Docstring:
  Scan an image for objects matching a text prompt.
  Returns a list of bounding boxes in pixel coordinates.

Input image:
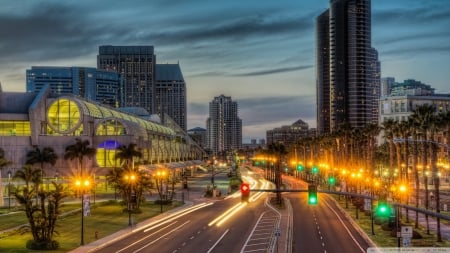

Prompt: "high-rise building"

[206,95,242,155]
[26,66,121,107]
[155,64,187,131]
[97,45,156,113]
[381,77,395,97]
[316,0,380,134]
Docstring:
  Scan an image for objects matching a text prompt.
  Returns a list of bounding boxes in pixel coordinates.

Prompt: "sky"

[0,0,449,143]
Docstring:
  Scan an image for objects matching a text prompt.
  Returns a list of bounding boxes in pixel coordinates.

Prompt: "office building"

[316,0,380,134]
[381,77,395,97]
[155,64,187,131]
[97,46,156,113]
[266,119,316,147]
[26,66,121,107]
[206,95,242,155]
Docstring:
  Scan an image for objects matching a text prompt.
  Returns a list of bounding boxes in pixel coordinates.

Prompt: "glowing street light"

[75,177,91,245]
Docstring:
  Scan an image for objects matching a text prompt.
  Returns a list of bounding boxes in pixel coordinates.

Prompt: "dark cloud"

[380,45,450,57]
[232,65,313,77]
[375,31,450,46]
[373,6,450,26]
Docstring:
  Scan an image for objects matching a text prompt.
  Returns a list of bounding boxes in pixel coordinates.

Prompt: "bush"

[26,240,59,250]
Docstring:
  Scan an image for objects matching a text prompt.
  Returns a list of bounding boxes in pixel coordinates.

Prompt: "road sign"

[401,226,413,238]
[402,237,411,247]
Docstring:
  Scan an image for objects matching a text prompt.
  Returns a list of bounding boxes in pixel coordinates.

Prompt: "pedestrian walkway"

[402,208,450,240]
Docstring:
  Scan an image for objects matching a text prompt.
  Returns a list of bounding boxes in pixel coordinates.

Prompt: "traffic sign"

[401,226,413,238]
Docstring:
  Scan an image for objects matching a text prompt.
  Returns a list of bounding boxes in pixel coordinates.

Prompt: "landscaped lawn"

[0,200,182,253]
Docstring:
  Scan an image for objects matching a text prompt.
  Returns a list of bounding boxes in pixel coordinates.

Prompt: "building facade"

[206,95,242,155]
[188,127,207,149]
[26,66,121,107]
[155,64,187,131]
[316,0,380,134]
[97,45,156,114]
[381,77,395,97]
[266,119,316,147]
[0,86,204,180]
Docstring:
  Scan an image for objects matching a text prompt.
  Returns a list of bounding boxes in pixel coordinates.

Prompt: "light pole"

[7,171,11,210]
[124,173,136,227]
[75,178,91,246]
[156,170,166,213]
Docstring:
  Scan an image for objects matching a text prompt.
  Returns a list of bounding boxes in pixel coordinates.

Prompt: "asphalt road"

[285,177,371,253]
[93,169,277,253]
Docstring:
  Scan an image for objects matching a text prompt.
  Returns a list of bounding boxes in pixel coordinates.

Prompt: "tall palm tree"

[267,142,288,205]
[115,143,142,171]
[0,148,12,207]
[382,118,396,186]
[407,116,420,228]
[430,111,444,241]
[64,138,97,178]
[411,104,435,234]
[26,146,58,189]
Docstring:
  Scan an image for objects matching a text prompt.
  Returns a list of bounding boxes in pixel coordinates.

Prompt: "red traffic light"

[240,183,250,195]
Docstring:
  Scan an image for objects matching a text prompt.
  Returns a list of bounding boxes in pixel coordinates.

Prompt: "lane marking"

[206,229,229,253]
[133,220,191,253]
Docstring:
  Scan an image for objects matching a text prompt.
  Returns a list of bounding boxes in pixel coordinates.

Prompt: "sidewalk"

[403,208,450,240]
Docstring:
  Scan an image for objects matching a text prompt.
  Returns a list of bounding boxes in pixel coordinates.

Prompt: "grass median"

[332,195,450,248]
[0,200,182,253]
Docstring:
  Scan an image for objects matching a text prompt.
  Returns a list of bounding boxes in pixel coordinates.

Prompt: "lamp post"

[8,171,11,210]
[156,170,166,213]
[75,178,91,246]
[124,173,136,227]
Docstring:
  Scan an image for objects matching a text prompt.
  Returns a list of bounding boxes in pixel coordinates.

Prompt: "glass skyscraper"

[97,46,156,114]
[26,66,121,107]
[206,95,242,155]
[316,0,380,134]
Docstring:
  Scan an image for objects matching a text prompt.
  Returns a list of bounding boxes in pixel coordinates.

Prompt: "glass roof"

[70,97,174,135]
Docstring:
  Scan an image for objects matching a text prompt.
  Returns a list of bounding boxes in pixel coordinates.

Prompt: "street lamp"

[124,173,136,227]
[7,171,11,210]
[75,178,91,246]
[156,170,167,213]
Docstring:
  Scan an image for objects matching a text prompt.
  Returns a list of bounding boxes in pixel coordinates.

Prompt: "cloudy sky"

[0,0,449,142]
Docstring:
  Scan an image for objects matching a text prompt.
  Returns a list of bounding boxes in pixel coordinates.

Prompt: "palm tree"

[26,146,58,190]
[14,164,68,249]
[407,116,420,228]
[267,142,288,205]
[115,143,142,170]
[411,104,435,234]
[64,138,96,178]
[382,119,396,186]
[0,148,12,207]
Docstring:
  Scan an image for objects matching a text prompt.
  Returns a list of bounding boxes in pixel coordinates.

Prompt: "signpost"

[401,226,412,247]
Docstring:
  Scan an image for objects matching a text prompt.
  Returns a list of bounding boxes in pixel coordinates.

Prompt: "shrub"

[26,240,59,250]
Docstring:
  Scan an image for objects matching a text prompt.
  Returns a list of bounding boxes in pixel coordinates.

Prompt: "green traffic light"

[312,166,318,174]
[297,165,304,171]
[308,196,317,204]
[328,177,335,185]
[376,203,390,217]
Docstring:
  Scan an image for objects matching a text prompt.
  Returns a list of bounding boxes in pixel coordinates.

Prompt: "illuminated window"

[95,120,127,135]
[0,121,31,136]
[96,140,121,167]
[47,98,82,133]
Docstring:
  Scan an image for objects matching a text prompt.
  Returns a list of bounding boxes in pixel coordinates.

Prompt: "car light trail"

[208,202,247,227]
[216,202,247,226]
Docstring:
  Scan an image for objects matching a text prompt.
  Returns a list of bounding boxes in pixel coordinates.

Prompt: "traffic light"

[240,183,250,202]
[308,185,318,205]
[375,202,390,217]
[297,164,304,171]
[328,176,335,185]
[312,166,319,174]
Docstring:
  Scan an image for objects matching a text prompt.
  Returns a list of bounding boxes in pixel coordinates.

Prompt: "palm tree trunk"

[431,141,442,241]
[412,134,419,228]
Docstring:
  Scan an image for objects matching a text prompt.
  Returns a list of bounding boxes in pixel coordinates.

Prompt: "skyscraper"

[206,95,242,155]
[26,66,121,107]
[97,46,156,114]
[316,0,380,134]
[155,64,187,131]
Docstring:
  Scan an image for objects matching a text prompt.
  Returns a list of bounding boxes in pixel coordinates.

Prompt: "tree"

[411,104,435,234]
[14,165,68,250]
[0,148,12,207]
[267,142,288,205]
[64,138,96,177]
[115,143,142,170]
[382,119,396,186]
[26,146,58,194]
